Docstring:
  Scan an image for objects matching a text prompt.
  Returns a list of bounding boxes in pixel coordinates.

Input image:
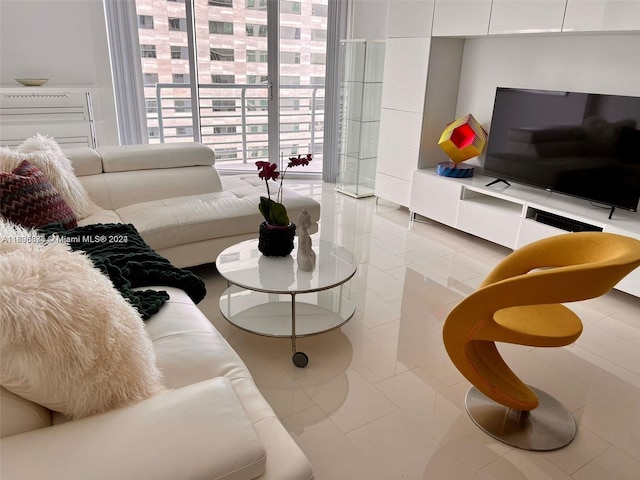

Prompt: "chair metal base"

[465,386,577,451]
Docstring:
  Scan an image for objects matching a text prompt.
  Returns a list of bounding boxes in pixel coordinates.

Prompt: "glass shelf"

[336,40,385,198]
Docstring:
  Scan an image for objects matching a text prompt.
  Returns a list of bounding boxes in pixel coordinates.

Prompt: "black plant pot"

[258,221,296,257]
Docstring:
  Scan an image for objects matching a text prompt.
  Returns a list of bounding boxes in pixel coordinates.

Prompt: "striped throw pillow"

[0,160,77,229]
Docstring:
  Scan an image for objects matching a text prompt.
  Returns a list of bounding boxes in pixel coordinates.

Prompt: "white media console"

[410,168,640,298]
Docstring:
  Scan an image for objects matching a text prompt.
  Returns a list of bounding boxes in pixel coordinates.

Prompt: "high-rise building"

[134,0,328,171]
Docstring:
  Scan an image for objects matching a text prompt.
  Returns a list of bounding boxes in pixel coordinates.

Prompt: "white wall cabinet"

[387,0,435,38]
[375,35,463,206]
[563,0,640,32]
[375,109,424,206]
[488,0,567,34]
[375,36,431,206]
[432,0,492,36]
[380,38,431,113]
[376,109,424,181]
[410,168,640,298]
[431,0,640,36]
[372,2,639,213]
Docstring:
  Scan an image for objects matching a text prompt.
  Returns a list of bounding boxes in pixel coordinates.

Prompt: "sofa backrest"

[66,143,224,211]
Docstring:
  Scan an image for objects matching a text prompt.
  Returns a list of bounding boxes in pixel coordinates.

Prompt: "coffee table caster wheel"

[292,351,309,368]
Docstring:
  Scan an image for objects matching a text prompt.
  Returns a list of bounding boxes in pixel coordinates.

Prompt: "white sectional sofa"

[1,286,314,480]
[67,142,321,268]
[0,142,318,479]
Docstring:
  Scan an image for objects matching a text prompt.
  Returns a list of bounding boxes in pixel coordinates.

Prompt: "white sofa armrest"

[0,378,266,480]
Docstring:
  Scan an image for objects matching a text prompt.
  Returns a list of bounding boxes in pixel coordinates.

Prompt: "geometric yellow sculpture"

[438,114,487,163]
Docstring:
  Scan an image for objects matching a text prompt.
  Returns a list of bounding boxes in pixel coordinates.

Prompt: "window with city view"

[134,0,328,173]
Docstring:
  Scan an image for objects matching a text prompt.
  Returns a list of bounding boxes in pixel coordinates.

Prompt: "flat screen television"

[483,87,640,213]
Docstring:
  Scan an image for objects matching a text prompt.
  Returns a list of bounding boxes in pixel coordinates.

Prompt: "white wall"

[0,0,119,146]
[455,33,640,167]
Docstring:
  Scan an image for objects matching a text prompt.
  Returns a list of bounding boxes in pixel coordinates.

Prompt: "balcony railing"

[147,83,325,171]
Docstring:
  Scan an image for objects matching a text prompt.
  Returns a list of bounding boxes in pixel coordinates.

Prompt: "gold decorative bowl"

[15,78,49,87]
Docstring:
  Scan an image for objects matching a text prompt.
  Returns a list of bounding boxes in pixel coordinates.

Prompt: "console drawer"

[457,201,520,248]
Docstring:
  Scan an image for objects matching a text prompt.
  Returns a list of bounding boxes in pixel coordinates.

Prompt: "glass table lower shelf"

[219,285,356,367]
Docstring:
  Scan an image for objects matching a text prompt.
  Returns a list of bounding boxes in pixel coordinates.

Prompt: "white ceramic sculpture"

[296,209,316,272]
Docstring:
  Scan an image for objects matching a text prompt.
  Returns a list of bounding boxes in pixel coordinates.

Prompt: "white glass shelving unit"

[336,39,385,198]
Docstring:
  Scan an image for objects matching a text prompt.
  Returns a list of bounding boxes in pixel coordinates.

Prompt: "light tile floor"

[192,181,640,480]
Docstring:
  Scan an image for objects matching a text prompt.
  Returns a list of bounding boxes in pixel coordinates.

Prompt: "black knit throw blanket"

[37,223,206,320]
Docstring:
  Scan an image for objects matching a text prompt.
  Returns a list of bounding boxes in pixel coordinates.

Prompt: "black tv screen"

[483,87,640,212]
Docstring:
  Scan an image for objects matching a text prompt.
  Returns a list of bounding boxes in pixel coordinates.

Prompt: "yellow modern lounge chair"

[443,231,640,451]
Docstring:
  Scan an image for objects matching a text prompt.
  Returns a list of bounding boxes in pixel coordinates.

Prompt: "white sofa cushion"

[115,191,245,250]
[0,387,51,438]
[77,208,122,225]
[115,182,320,252]
[144,287,251,387]
[0,378,268,480]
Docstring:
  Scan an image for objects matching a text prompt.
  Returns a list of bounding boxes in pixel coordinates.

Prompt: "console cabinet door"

[410,170,461,226]
[432,0,492,36]
[456,200,521,248]
[517,218,566,249]
[489,0,567,34]
[563,0,640,32]
[374,173,413,207]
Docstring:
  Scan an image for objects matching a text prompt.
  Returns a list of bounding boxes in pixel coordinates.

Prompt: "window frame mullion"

[185,0,202,143]
[267,0,280,167]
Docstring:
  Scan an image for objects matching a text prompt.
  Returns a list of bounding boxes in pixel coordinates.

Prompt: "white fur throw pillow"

[0,220,165,419]
[0,134,100,220]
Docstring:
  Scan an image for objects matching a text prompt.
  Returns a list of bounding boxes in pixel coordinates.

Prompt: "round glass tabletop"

[215,239,357,294]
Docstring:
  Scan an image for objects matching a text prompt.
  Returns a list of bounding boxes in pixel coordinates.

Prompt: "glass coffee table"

[216,239,357,367]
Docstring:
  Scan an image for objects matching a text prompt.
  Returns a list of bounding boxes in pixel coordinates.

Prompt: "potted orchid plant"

[256,153,312,226]
[255,154,312,256]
